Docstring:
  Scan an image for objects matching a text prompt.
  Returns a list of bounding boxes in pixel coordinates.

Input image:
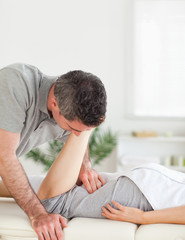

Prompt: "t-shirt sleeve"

[56,131,70,143]
[0,68,28,133]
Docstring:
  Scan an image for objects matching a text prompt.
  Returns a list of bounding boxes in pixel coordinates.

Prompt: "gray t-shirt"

[0,63,70,156]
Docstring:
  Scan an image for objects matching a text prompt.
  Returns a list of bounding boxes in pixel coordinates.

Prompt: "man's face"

[51,105,93,136]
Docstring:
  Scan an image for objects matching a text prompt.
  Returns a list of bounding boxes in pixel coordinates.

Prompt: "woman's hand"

[102,202,185,225]
[101,201,144,224]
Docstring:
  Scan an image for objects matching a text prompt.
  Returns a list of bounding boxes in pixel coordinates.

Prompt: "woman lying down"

[1,130,185,225]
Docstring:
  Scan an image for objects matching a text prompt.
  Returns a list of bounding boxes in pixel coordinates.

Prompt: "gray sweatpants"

[41,173,153,219]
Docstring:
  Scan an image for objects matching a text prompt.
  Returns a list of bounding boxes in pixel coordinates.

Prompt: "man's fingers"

[88,173,98,192]
[94,173,106,189]
[31,213,65,240]
[98,174,106,186]
[55,216,66,240]
[96,180,102,189]
[42,225,63,240]
[42,229,52,240]
[40,224,58,240]
[59,215,67,228]
[34,227,50,240]
[37,232,45,240]
[87,172,106,193]
[55,225,64,240]
[79,165,106,193]
[82,175,93,193]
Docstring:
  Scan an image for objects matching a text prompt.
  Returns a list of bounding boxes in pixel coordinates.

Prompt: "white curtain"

[129,0,185,118]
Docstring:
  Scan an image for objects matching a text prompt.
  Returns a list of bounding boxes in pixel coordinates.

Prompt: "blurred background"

[1,0,185,174]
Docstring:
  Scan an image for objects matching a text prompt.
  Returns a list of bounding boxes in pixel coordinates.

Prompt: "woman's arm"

[37,130,92,200]
[102,201,185,224]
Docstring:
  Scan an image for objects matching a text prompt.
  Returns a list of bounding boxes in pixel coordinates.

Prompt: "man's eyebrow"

[66,123,82,132]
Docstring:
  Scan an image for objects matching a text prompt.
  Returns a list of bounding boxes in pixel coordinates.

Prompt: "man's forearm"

[0,156,46,218]
[82,145,91,167]
[76,145,91,185]
[76,143,106,193]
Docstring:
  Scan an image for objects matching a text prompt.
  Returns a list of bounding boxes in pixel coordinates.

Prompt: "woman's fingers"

[102,202,145,224]
[101,206,117,220]
[106,203,120,214]
[101,202,125,221]
[112,201,124,210]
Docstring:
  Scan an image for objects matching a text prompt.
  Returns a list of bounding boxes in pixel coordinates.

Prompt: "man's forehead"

[66,122,82,132]
[65,119,92,132]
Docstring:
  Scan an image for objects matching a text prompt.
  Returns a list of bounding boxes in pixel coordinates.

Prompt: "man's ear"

[49,97,60,115]
[51,97,58,108]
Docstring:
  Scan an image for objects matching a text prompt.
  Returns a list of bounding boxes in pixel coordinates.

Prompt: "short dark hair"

[54,70,107,126]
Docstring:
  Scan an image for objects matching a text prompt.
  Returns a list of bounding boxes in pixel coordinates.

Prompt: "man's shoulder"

[2,62,38,70]
[0,63,43,89]
[1,63,41,77]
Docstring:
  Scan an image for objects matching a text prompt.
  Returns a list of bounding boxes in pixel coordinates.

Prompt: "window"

[127,0,185,118]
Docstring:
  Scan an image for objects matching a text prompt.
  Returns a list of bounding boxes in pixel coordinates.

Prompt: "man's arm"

[77,145,106,193]
[0,128,67,240]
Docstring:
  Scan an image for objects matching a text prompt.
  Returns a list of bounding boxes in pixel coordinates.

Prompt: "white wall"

[1,0,185,173]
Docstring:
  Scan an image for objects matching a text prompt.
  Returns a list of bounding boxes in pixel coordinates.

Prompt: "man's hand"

[77,145,106,193]
[78,160,106,193]
[31,212,67,240]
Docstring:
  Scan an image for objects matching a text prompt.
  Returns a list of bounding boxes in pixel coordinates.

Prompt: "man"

[0,63,107,240]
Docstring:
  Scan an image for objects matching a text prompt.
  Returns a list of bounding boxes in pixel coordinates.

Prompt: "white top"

[114,163,185,210]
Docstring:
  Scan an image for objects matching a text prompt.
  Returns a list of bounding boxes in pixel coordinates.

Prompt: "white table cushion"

[1,174,185,240]
[0,197,138,240]
[136,224,185,240]
[64,217,137,240]
[0,198,37,240]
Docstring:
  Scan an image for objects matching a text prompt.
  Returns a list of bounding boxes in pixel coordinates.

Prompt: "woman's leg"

[41,174,153,219]
[37,130,92,200]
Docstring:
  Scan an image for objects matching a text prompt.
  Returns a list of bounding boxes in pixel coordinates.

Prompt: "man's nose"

[73,131,81,136]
